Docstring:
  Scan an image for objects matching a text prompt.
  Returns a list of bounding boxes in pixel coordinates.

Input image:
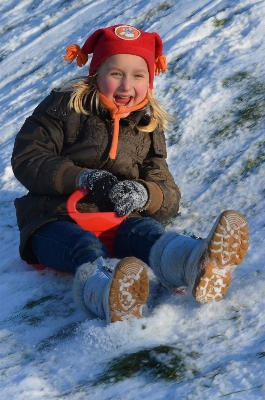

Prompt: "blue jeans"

[30,217,165,274]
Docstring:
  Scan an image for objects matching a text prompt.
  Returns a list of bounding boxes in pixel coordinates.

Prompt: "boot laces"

[93,256,120,273]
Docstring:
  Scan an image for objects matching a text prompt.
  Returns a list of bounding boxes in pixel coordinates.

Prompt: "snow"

[1,0,265,398]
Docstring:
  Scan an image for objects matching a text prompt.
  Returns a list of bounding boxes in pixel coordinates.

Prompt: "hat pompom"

[155,55,167,76]
[64,44,88,67]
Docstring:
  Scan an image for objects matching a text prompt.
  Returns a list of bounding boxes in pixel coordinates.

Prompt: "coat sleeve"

[138,128,181,223]
[11,91,86,196]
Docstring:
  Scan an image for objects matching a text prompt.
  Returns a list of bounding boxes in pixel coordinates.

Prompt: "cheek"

[98,76,117,98]
[136,82,149,100]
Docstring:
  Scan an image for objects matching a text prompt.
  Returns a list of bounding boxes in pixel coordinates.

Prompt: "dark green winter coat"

[11,90,181,263]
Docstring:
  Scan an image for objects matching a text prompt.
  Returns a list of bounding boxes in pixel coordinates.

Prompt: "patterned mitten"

[108,180,148,216]
[78,169,118,201]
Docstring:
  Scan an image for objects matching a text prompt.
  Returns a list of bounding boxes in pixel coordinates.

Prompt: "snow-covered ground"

[1,0,265,398]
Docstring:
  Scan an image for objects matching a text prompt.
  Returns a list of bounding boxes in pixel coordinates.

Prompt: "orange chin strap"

[98,92,149,160]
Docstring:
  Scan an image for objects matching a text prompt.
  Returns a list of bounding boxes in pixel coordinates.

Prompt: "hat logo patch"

[114,26,141,40]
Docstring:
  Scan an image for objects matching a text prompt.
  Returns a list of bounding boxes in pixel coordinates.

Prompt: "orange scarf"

[98,92,149,159]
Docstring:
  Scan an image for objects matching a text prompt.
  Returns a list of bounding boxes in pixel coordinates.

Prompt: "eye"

[110,71,122,77]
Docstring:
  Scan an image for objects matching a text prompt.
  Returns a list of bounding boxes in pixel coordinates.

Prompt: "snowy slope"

[1,0,265,398]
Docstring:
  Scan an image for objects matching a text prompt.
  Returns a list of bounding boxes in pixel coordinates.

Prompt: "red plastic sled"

[31,187,126,270]
[67,187,126,256]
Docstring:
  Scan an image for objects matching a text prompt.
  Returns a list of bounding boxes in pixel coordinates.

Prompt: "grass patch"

[0,51,10,63]
[167,54,192,80]
[257,352,265,358]
[23,316,43,325]
[93,345,199,385]
[24,295,56,309]
[166,122,181,147]
[240,142,265,177]
[12,64,45,84]
[208,334,227,344]
[213,17,231,27]
[38,322,79,351]
[222,71,251,87]
[0,25,15,34]
[235,103,263,125]
[234,100,265,127]
[20,293,75,326]
[211,73,265,145]
[148,1,172,18]
[136,1,173,29]
[167,54,186,73]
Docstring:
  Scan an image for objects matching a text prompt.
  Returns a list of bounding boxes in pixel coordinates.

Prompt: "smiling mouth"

[113,95,132,107]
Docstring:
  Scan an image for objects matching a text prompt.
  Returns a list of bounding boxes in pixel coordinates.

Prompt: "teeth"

[114,96,132,106]
[114,96,130,100]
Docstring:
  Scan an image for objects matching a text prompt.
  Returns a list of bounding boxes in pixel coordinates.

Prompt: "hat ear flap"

[154,33,166,75]
[64,28,105,68]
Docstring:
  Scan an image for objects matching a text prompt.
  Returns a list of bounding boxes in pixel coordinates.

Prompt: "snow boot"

[73,256,149,323]
[149,210,249,303]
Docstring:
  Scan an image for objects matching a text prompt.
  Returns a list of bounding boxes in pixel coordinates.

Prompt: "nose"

[120,76,132,91]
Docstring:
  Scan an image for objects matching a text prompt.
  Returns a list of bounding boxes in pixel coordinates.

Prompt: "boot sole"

[107,257,149,323]
[192,211,249,303]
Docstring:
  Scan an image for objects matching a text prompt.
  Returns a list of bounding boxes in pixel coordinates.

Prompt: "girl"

[11,25,249,324]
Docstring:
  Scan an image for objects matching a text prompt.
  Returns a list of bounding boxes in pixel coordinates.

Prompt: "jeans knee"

[113,217,165,262]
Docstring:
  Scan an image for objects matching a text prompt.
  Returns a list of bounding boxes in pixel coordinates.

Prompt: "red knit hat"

[64,24,166,89]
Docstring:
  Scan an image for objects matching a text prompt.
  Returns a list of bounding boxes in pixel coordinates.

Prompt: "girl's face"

[97,54,149,118]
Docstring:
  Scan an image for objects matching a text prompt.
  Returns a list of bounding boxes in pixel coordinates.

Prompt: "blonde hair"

[61,76,175,132]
